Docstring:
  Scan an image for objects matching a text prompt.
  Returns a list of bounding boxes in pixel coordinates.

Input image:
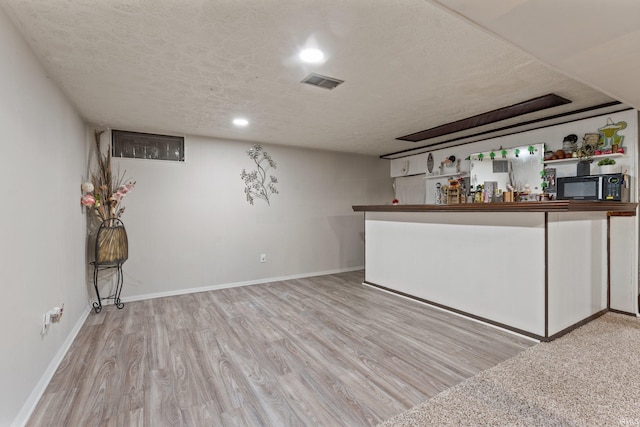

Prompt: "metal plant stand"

[91,261,125,313]
[91,218,128,313]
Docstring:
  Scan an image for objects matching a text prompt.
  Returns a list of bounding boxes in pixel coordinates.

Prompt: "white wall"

[104,135,393,299]
[0,7,88,427]
[392,110,637,185]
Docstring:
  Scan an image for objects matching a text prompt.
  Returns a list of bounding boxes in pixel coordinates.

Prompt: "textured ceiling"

[0,0,619,156]
[434,0,640,112]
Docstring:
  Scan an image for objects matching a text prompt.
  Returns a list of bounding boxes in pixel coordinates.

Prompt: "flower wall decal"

[240,144,279,206]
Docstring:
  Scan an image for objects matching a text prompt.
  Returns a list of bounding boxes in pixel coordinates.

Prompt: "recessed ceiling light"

[299,48,325,64]
[233,118,249,127]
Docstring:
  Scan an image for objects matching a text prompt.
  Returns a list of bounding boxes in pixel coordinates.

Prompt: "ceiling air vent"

[301,73,344,90]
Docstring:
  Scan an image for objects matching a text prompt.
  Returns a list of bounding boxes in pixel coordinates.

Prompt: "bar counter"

[353,201,637,341]
[353,200,638,214]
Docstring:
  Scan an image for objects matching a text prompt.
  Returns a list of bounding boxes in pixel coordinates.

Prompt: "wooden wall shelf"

[424,172,469,180]
[544,152,624,165]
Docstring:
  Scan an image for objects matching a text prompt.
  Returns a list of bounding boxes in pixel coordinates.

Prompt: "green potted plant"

[597,157,617,174]
[576,141,595,176]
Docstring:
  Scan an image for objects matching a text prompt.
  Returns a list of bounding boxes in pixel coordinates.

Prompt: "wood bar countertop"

[353,200,638,214]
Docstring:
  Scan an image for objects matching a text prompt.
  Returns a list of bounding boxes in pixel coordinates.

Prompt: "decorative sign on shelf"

[598,118,627,151]
[427,153,434,174]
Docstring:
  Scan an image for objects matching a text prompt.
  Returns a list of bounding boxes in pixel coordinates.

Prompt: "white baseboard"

[123,266,364,303]
[12,305,92,427]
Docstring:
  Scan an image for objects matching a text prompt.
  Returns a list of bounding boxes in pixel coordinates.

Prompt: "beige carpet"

[380,313,640,427]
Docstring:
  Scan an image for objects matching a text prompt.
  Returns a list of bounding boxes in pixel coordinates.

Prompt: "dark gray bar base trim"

[545,309,608,341]
[608,308,638,316]
[363,280,544,341]
[364,281,612,342]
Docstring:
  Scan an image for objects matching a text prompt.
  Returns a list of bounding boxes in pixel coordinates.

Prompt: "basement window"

[112,130,184,161]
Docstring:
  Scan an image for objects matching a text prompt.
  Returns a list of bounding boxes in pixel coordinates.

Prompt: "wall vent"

[301,73,344,90]
[493,160,509,173]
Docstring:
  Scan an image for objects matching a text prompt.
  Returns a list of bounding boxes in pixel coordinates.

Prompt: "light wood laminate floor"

[28,271,533,426]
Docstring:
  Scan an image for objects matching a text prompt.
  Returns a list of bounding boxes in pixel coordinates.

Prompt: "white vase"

[599,164,618,175]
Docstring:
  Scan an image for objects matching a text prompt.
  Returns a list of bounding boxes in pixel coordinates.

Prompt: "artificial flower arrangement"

[80,130,135,222]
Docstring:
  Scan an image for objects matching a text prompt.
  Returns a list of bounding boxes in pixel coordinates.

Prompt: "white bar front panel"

[365,211,546,336]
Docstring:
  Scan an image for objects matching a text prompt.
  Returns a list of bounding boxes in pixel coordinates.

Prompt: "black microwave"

[557,173,629,201]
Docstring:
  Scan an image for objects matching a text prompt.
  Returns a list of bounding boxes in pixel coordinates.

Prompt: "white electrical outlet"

[42,304,64,334]
[50,305,64,323]
[260,253,266,263]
